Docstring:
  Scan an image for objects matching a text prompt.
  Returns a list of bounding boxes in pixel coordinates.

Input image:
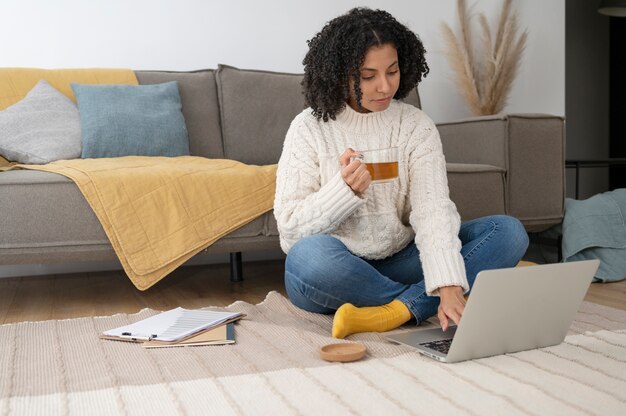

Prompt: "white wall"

[1,0,564,122]
[0,0,564,278]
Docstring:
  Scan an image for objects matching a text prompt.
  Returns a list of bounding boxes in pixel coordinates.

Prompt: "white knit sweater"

[274,100,468,296]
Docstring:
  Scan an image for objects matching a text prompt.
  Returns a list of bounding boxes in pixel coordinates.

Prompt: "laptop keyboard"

[420,338,453,354]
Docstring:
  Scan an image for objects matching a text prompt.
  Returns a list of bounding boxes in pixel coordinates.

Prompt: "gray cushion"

[438,115,508,169]
[216,64,306,165]
[447,163,506,221]
[215,64,422,166]
[0,170,108,251]
[0,163,502,264]
[507,115,565,231]
[135,70,224,158]
[0,80,81,164]
[0,169,279,263]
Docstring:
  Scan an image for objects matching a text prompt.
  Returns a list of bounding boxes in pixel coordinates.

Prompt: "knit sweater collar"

[335,100,398,134]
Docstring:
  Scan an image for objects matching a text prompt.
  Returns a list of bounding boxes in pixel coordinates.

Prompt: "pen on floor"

[119,332,158,341]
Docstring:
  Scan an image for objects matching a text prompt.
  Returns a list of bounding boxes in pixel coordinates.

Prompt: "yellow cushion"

[0,68,138,110]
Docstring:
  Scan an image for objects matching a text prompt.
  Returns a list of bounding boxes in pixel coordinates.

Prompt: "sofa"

[0,65,565,282]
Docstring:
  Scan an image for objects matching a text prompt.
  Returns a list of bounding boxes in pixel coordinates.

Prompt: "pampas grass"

[441,0,528,115]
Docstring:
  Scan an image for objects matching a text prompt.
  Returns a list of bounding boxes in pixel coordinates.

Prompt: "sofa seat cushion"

[227,211,279,238]
[0,170,279,259]
[0,163,504,263]
[446,163,506,221]
[0,170,108,250]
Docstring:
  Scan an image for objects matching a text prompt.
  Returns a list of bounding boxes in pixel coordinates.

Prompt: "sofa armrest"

[438,114,510,168]
[437,114,565,232]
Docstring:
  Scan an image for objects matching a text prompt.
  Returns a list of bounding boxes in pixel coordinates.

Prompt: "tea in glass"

[356,147,399,183]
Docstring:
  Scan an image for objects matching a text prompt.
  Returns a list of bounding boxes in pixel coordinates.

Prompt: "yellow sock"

[332,300,412,339]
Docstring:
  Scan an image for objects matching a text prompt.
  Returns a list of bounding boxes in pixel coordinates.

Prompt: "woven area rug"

[1,291,626,416]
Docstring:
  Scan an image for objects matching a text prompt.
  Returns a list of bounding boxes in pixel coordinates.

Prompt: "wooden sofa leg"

[230,252,243,282]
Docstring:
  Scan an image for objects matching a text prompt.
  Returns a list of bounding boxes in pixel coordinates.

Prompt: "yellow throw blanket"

[0,68,138,110]
[0,155,13,169]
[13,157,277,290]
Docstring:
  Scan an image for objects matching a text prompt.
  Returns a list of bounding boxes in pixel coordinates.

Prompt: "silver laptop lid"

[386,260,600,363]
[444,259,599,362]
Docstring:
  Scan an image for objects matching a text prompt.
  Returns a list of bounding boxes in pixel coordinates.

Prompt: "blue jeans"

[284,215,529,323]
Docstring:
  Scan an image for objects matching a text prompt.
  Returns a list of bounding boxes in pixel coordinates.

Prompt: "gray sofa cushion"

[0,162,498,263]
[438,116,508,169]
[0,169,277,263]
[447,163,506,221]
[0,170,108,258]
[135,70,224,159]
[507,115,565,230]
[0,80,81,164]
[215,64,423,166]
[216,64,305,166]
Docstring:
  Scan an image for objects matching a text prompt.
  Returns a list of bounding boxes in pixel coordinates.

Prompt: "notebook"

[142,322,236,348]
[386,260,599,363]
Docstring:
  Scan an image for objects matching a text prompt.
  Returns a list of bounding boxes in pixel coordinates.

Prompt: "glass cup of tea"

[354,147,399,183]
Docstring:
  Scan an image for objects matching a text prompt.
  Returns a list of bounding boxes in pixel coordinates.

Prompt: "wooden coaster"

[319,342,367,362]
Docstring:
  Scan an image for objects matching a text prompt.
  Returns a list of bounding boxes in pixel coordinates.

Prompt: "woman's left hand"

[438,285,466,332]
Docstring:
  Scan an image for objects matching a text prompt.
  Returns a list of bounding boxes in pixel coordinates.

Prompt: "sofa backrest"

[215,65,304,166]
[138,66,421,166]
[215,64,422,166]
[135,70,224,159]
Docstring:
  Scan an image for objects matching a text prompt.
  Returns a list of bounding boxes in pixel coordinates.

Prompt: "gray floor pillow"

[0,79,81,164]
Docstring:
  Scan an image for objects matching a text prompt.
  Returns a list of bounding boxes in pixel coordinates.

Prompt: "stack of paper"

[100,307,244,348]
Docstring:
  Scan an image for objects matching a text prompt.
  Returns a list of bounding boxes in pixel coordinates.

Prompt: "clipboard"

[100,307,245,343]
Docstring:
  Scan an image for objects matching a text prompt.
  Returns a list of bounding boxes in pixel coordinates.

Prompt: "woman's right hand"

[339,148,371,194]
[438,285,466,332]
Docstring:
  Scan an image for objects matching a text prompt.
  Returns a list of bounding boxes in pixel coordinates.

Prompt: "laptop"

[385,259,600,363]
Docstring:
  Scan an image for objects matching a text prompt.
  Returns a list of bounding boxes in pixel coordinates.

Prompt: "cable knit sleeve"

[274,114,366,254]
[407,114,469,296]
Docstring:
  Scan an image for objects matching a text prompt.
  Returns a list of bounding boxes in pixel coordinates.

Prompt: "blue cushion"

[71,81,190,158]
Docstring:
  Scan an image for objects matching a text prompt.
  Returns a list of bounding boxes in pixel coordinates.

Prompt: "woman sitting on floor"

[273,7,529,338]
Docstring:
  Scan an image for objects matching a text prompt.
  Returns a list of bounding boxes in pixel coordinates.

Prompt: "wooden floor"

[1,259,625,324]
[0,260,287,325]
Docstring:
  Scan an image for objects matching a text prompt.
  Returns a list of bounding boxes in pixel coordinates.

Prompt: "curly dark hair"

[302,7,429,122]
